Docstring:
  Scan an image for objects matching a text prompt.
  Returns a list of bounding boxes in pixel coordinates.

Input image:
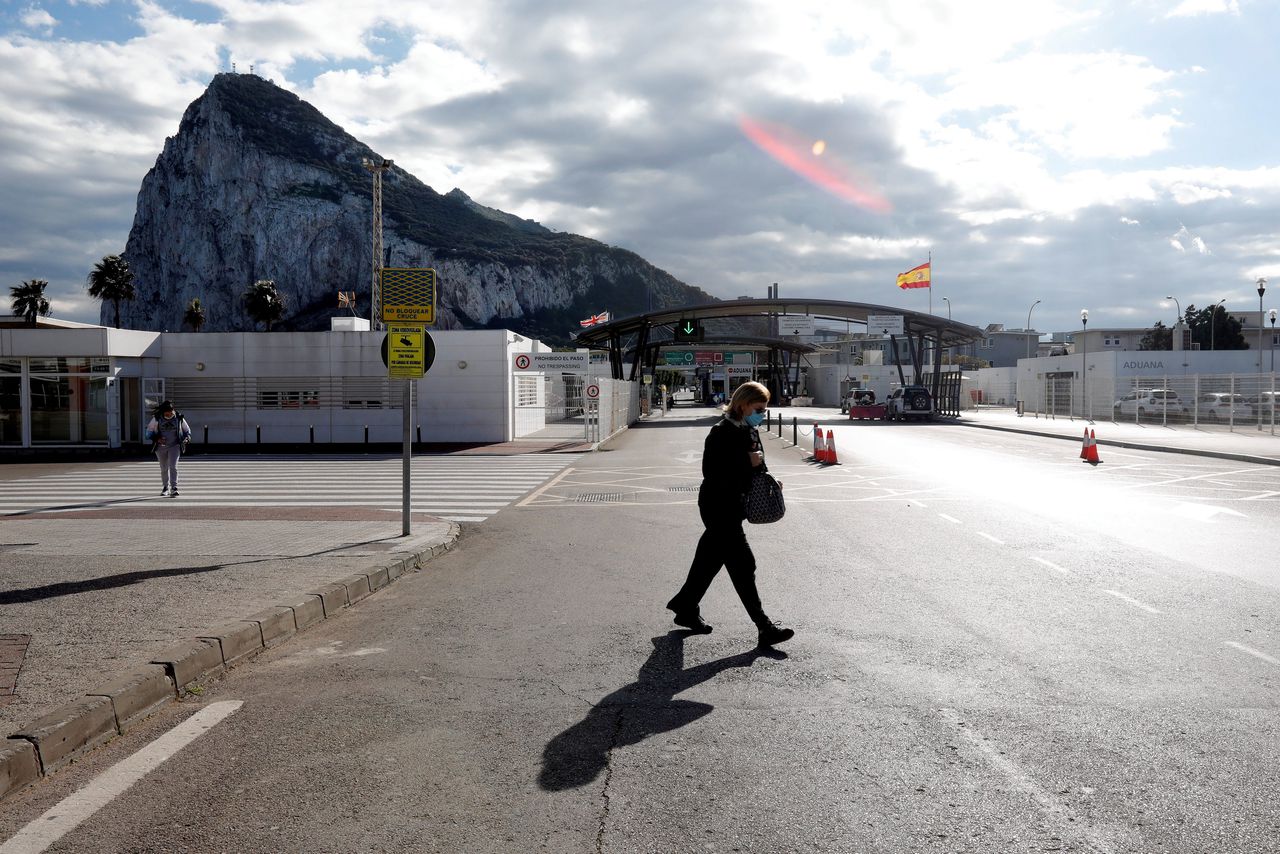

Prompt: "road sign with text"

[381,268,437,323]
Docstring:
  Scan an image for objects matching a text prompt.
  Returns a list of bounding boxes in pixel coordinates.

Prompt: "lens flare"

[739,116,891,213]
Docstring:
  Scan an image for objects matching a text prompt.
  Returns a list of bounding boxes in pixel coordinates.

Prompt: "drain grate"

[575,493,629,503]
[666,485,700,492]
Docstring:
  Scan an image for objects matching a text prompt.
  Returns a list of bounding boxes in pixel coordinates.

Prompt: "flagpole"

[928,250,933,316]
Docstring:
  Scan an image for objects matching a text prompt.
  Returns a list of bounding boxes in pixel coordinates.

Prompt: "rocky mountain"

[118,73,716,342]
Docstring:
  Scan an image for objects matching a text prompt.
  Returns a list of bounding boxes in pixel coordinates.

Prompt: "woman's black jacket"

[697,416,764,522]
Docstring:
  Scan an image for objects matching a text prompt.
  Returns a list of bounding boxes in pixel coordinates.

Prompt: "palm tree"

[183,297,207,332]
[10,279,51,326]
[86,254,136,327]
[243,279,285,331]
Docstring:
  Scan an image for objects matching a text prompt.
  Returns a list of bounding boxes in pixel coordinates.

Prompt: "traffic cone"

[1079,427,1090,460]
[824,429,840,465]
[812,425,825,462]
[1082,429,1102,465]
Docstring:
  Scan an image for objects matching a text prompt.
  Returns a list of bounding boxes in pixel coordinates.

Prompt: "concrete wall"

[153,329,527,444]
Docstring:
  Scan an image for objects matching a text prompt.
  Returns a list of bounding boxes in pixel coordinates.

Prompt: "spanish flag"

[896,261,931,289]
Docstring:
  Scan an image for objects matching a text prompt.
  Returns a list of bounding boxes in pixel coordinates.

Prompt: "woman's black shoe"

[673,612,713,633]
[757,622,794,646]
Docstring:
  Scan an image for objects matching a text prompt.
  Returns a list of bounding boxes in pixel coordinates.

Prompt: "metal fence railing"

[1023,372,1278,433]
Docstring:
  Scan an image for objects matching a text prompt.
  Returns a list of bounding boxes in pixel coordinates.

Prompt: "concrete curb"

[953,419,1280,467]
[0,522,460,803]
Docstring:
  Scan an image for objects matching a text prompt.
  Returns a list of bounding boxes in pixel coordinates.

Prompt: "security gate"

[1044,371,1075,417]
[513,372,595,441]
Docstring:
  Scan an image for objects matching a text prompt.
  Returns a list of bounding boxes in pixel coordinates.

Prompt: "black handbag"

[744,471,785,524]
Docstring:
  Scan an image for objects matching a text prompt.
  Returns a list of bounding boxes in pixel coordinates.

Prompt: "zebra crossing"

[0,454,582,522]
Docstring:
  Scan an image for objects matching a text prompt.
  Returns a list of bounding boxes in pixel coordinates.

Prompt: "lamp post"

[1210,299,1226,351]
[942,297,951,320]
[1258,278,1267,430]
[1259,278,1268,369]
[361,156,394,331]
[1080,309,1089,421]
[1027,299,1041,359]
[1166,296,1180,350]
[1271,308,1277,373]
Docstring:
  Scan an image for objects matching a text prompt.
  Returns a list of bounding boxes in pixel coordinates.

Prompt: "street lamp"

[1258,278,1268,370]
[1027,299,1042,359]
[1080,309,1089,421]
[1271,308,1277,373]
[1258,278,1267,430]
[1210,299,1226,351]
[1166,295,1180,350]
[942,296,951,320]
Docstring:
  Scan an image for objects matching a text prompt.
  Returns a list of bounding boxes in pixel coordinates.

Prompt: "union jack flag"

[579,311,610,328]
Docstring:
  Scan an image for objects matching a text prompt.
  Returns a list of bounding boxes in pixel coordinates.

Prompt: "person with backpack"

[145,401,191,497]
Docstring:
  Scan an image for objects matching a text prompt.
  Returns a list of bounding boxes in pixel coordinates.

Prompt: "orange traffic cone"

[1079,427,1090,460]
[812,425,825,462]
[1082,429,1101,465]
[824,429,840,465]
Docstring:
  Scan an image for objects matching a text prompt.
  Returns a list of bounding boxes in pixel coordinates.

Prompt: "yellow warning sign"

[381,268,437,323]
[387,325,426,378]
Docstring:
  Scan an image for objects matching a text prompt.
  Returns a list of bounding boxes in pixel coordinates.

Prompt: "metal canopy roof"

[575,298,985,348]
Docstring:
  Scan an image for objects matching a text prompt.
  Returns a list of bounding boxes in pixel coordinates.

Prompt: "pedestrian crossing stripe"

[0,455,582,523]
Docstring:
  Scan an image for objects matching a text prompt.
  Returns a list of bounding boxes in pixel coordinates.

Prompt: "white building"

[0,317,636,450]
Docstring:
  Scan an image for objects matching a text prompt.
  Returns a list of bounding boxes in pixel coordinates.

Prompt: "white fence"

[513,374,639,444]
[1022,371,1278,433]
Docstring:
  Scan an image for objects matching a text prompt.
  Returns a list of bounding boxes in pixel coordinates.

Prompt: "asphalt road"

[2,411,1278,853]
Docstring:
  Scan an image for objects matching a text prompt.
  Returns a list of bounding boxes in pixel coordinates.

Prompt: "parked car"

[1197,392,1253,422]
[671,386,697,406]
[1247,390,1280,419]
[840,388,877,413]
[1113,388,1187,419]
[886,385,932,421]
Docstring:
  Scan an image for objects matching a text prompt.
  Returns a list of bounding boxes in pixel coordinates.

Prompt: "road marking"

[0,701,243,854]
[975,531,1004,545]
[1170,502,1248,522]
[1101,590,1161,614]
[1224,641,1280,667]
[937,513,962,524]
[936,708,1117,854]
[1030,556,1074,576]
[1243,491,1280,500]
[515,467,576,507]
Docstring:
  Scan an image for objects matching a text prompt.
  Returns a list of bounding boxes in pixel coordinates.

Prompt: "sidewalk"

[0,503,457,800]
[954,407,1280,465]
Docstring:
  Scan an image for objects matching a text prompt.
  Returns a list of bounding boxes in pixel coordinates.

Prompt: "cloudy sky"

[3,0,1279,336]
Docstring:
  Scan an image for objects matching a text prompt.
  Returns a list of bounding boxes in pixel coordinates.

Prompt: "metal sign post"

[381,310,438,536]
[402,379,412,536]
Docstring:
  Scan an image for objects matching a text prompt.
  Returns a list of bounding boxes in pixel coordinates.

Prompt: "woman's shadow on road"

[538,631,786,791]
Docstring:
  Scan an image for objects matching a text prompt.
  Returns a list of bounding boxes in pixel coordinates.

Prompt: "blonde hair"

[726,381,770,418]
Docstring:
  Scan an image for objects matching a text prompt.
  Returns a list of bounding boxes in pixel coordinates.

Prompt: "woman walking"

[145,401,191,497]
[666,381,794,647]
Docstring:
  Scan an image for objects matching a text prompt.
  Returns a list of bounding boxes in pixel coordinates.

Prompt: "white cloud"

[1167,0,1240,17]
[1120,217,1140,225]
[1170,224,1210,255]
[20,7,57,31]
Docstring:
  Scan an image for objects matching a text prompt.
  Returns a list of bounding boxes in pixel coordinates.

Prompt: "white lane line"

[1031,556,1075,577]
[1101,590,1162,614]
[937,513,962,524]
[1242,491,1280,500]
[0,701,243,854]
[514,466,576,507]
[936,708,1117,854]
[975,531,1004,545]
[1224,641,1280,667]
